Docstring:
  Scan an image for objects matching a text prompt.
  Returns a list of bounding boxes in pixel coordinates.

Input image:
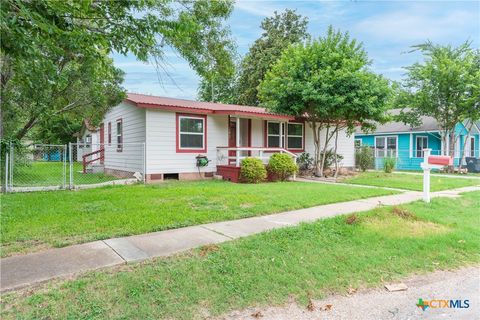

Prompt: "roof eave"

[133,101,294,120]
[214,110,294,120]
[136,103,214,114]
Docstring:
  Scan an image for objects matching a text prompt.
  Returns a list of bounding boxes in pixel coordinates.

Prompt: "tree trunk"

[333,127,340,179]
[447,131,456,173]
[458,122,475,170]
[311,121,322,176]
[1,55,12,141]
[319,126,330,176]
[0,103,3,141]
[15,116,37,141]
[458,134,470,171]
[320,126,337,177]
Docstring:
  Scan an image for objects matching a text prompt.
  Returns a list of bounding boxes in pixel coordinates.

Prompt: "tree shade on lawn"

[1,192,478,320]
[0,180,397,257]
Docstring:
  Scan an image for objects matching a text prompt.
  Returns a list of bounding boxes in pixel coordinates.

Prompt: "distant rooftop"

[355,108,440,134]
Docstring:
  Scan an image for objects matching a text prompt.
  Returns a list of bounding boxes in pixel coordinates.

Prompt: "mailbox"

[428,155,453,166]
[422,149,453,203]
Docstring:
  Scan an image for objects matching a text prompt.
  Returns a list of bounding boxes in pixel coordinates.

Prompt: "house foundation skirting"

[104,168,137,179]
[145,171,214,183]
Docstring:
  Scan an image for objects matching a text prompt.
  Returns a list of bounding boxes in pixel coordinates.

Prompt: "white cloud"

[373,66,404,73]
[354,6,479,43]
[115,61,152,69]
[234,0,281,17]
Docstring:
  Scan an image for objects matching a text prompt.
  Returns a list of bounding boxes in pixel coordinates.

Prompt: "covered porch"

[215,115,299,182]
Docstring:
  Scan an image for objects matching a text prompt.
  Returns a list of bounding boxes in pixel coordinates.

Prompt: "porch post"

[236,117,240,167]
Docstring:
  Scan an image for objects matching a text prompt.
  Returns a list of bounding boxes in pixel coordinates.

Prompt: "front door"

[228,120,237,165]
[99,123,104,164]
[228,117,251,165]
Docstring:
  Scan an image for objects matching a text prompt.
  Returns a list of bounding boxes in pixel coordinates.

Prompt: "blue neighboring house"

[355,109,480,171]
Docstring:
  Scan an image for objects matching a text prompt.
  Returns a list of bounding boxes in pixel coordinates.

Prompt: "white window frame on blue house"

[469,136,476,157]
[375,136,397,158]
[415,136,428,158]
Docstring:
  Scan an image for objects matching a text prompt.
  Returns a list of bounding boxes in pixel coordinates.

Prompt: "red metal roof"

[125,93,294,120]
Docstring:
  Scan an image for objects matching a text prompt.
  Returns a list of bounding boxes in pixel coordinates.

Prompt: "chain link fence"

[2,142,145,193]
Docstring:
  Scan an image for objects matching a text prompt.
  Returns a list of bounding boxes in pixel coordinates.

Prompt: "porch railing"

[216,146,298,179]
[82,148,104,173]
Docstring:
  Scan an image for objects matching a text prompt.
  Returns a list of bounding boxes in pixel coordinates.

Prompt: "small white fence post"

[422,148,432,203]
[4,151,9,193]
[63,144,67,189]
[9,143,13,189]
[68,143,73,189]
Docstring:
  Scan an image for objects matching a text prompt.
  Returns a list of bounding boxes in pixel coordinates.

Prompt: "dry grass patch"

[362,206,449,238]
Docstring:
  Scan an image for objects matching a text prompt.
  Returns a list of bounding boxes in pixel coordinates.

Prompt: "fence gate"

[69,142,145,187]
[4,144,67,192]
[3,142,145,192]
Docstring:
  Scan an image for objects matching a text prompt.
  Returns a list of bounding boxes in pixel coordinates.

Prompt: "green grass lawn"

[343,171,480,191]
[0,180,397,257]
[11,162,118,187]
[2,191,478,320]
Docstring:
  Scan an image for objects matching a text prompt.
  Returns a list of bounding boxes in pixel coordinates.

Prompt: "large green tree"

[259,27,391,176]
[197,68,238,103]
[397,41,480,160]
[3,54,124,143]
[197,9,308,105]
[1,0,235,141]
[236,9,308,106]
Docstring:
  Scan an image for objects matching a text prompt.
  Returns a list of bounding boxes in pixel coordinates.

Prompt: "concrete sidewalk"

[1,185,479,292]
[392,171,480,180]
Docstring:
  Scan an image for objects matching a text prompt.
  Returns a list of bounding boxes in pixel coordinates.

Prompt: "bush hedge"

[240,157,267,183]
[267,153,298,181]
[355,146,374,172]
[383,156,396,173]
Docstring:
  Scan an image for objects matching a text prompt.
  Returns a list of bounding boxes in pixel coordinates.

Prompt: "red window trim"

[286,121,305,152]
[263,120,305,153]
[176,113,207,153]
[108,122,112,145]
[116,118,123,152]
[264,120,284,149]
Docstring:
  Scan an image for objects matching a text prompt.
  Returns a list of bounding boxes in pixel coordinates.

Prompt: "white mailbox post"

[420,149,453,203]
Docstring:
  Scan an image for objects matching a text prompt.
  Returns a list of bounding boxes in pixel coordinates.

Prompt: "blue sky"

[112,0,480,100]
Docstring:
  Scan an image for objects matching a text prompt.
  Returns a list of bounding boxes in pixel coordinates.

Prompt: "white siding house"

[98,93,355,182]
[102,101,146,176]
[75,120,100,162]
